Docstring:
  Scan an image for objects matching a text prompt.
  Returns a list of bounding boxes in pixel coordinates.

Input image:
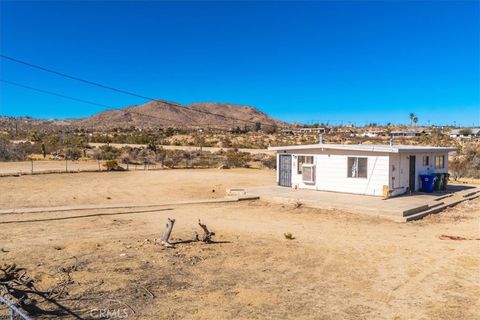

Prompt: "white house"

[268,143,456,197]
[449,128,480,139]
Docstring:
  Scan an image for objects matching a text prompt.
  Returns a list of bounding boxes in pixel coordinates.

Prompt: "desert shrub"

[225,149,251,168]
[459,128,473,136]
[163,150,185,168]
[103,160,119,171]
[221,137,232,148]
[463,143,480,178]
[449,157,468,181]
[0,138,26,161]
[65,148,82,160]
[93,145,121,160]
[261,155,276,169]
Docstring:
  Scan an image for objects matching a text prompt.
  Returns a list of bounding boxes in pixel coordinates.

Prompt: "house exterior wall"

[388,151,449,196]
[279,148,390,196]
[276,149,450,197]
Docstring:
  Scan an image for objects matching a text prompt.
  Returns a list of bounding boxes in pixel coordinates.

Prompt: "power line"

[0,54,281,128]
[0,79,186,125]
[0,79,111,109]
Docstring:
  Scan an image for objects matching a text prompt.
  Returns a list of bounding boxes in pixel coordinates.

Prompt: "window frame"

[347,157,368,179]
[422,155,429,166]
[435,155,445,169]
[297,155,314,174]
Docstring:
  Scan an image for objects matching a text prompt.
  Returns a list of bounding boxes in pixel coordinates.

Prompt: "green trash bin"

[434,173,445,191]
[442,173,449,191]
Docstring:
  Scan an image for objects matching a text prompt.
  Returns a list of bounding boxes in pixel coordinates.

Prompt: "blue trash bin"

[420,174,437,193]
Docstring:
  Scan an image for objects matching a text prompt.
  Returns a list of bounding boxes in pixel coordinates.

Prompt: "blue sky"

[0,1,479,126]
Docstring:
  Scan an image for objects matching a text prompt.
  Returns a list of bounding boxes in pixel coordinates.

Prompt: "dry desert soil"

[0,169,479,319]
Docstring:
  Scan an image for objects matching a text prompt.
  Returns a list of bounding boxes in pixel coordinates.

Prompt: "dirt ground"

[0,168,274,209]
[0,169,479,319]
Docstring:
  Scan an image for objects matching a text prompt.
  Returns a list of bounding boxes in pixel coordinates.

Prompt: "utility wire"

[0,79,110,109]
[0,54,282,128]
[0,79,185,125]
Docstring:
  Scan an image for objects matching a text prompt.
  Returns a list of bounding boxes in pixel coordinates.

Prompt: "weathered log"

[161,218,175,248]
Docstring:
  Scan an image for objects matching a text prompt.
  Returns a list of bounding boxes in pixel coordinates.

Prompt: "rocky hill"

[73,101,286,129]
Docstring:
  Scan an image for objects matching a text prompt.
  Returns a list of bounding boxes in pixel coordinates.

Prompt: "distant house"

[390,130,427,138]
[358,130,385,138]
[449,128,480,139]
[281,127,330,135]
[269,143,455,197]
[297,127,328,134]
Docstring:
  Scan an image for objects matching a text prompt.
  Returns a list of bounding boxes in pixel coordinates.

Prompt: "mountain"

[72,101,286,129]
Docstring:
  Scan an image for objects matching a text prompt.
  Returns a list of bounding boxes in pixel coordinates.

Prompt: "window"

[435,155,445,169]
[347,157,368,178]
[302,165,315,183]
[297,156,313,174]
[422,156,429,166]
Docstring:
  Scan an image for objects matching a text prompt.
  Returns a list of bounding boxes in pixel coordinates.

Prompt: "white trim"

[268,143,456,154]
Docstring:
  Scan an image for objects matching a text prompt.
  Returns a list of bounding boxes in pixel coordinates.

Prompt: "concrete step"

[398,194,480,222]
[434,194,453,201]
[462,189,480,198]
[402,201,444,217]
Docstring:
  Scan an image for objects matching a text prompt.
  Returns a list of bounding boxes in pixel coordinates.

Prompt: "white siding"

[285,149,390,196]
[389,151,450,196]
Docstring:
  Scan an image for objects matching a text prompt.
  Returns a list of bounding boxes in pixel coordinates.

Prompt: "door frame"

[408,155,416,192]
[278,154,292,187]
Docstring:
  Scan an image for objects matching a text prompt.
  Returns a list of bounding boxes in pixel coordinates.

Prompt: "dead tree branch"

[194,220,215,243]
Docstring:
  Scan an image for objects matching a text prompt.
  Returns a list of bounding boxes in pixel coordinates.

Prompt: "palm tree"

[413,116,418,127]
[409,113,415,127]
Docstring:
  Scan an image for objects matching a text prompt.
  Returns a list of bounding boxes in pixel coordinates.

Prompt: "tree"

[409,113,415,127]
[156,147,167,167]
[30,131,41,143]
[459,128,473,136]
[413,116,418,127]
[147,140,157,154]
[121,156,131,170]
[41,143,46,159]
[65,148,81,160]
[449,157,468,181]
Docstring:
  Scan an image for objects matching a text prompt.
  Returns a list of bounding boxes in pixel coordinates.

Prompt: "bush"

[261,155,276,169]
[449,157,468,180]
[65,148,82,160]
[103,160,119,171]
[0,139,26,161]
[93,145,121,160]
[225,149,251,168]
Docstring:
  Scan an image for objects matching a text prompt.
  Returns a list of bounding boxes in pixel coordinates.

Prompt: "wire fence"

[0,154,275,177]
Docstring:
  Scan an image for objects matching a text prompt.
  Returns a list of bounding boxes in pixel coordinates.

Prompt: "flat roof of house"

[450,128,480,135]
[268,143,457,153]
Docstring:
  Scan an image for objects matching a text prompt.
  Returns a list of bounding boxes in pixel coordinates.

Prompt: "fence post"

[31,159,33,174]
[65,158,68,172]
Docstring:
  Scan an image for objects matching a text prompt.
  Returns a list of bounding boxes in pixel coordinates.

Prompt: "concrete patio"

[245,184,480,222]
